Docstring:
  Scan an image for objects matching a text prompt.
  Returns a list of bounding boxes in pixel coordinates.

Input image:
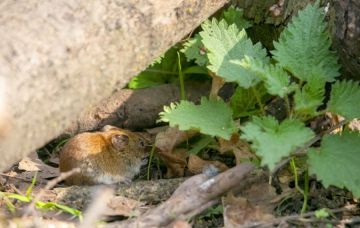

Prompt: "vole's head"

[101,125,149,160]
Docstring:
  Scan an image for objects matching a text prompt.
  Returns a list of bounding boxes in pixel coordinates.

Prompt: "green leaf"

[200,18,268,88]
[233,56,296,97]
[183,65,208,75]
[128,71,174,89]
[223,6,252,30]
[129,47,179,89]
[315,209,330,219]
[159,97,237,140]
[181,34,208,66]
[188,135,215,154]
[327,80,360,119]
[308,131,360,198]
[271,1,340,82]
[241,116,314,170]
[294,77,325,119]
[230,83,268,118]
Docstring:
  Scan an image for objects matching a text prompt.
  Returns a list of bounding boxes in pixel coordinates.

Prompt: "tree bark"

[0,0,228,171]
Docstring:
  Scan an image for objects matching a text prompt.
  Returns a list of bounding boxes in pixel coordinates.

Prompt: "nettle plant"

[159,2,360,210]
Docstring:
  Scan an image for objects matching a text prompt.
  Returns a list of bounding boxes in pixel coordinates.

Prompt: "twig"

[23,168,80,217]
[0,172,33,182]
[117,163,255,227]
[271,119,348,176]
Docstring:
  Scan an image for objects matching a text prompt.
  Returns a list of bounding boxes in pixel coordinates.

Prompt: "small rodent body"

[59,125,148,185]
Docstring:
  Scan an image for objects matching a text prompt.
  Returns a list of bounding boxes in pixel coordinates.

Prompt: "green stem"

[290,158,308,215]
[301,169,309,214]
[177,52,186,100]
[147,144,156,180]
[251,86,265,115]
[284,95,292,118]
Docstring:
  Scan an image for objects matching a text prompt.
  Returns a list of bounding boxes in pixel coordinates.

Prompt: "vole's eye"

[111,134,129,151]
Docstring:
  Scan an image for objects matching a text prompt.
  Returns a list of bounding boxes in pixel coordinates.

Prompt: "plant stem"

[251,86,265,115]
[290,158,308,215]
[284,95,292,118]
[177,52,186,100]
[147,144,156,180]
[301,169,309,214]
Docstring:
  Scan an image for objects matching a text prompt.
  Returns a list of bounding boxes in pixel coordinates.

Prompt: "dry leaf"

[188,154,228,174]
[349,118,360,132]
[155,127,197,152]
[158,148,188,178]
[217,134,255,164]
[17,151,59,181]
[223,192,274,228]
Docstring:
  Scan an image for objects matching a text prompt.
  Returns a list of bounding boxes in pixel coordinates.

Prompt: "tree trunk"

[0,0,228,171]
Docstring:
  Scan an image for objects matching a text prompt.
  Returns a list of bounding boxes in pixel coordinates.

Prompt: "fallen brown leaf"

[188,154,228,175]
[158,148,188,178]
[223,192,274,228]
[155,127,197,152]
[217,134,255,164]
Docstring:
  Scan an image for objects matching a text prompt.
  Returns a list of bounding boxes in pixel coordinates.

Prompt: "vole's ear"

[111,134,129,151]
[101,125,117,132]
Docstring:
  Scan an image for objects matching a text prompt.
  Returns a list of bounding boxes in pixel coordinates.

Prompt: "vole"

[59,125,149,185]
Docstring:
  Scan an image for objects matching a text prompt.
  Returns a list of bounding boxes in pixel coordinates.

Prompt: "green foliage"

[200,18,268,88]
[159,1,360,201]
[230,83,268,118]
[182,34,208,66]
[129,47,186,89]
[241,116,314,170]
[327,80,360,119]
[222,6,252,30]
[233,56,296,97]
[198,205,223,219]
[315,208,330,219]
[308,131,360,198]
[271,1,340,82]
[188,135,215,154]
[0,174,82,219]
[159,97,237,140]
[294,77,325,119]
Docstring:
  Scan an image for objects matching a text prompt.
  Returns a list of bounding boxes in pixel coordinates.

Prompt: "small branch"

[116,163,255,227]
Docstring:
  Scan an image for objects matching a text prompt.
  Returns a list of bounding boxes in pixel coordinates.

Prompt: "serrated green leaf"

[223,6,252,30]
[230,83,268,118]
[294,77,325,119]
[233,56,295,97]
[200,19,268,88]
[241,116,314,170]
[271,2,340,82]
[159,97,237,140]
[181,34,208,66]
[129,47,179,89]
[308,131,360,198]
[327,80,360,119]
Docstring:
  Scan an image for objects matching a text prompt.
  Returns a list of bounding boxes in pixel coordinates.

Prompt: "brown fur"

[59,126,148,185]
